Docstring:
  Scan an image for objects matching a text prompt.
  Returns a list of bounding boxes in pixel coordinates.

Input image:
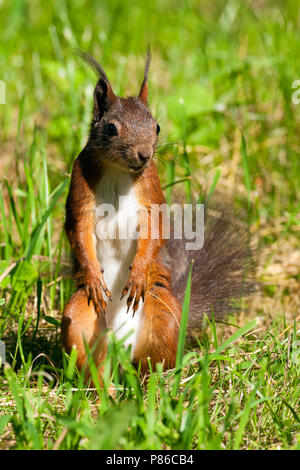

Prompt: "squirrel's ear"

[93,77,116,122]
[138,47,151,105]
[74,49,116,122]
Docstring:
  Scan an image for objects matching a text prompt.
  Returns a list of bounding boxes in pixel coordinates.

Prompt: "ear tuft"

[74,48,109,81]
[138,46,151,104]
[74,48,116,122]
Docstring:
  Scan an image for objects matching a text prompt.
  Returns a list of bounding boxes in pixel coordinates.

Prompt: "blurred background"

[1,0,300,204]
[1,0,299,337]
[0,0,299,451]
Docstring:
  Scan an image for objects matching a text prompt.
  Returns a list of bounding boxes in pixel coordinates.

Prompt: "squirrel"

[61,49,254,382]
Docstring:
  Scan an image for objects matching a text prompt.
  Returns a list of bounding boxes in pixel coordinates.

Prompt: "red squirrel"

[61,50,254,380]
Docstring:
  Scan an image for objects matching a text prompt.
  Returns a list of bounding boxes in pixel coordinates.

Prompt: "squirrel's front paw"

[80,267,112,317]
[121,265,146,315]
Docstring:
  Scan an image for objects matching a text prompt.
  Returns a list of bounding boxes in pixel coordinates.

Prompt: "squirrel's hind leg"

[62,288,108,385]
[132,282,181,375]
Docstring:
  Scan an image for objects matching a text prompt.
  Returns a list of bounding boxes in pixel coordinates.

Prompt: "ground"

[0,0,299,450]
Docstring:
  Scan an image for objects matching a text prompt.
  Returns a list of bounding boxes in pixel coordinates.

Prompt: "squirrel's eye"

[156,124,161,135]
[106,123,118,136]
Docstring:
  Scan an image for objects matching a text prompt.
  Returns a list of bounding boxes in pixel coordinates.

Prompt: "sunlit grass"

[0,0,299,450]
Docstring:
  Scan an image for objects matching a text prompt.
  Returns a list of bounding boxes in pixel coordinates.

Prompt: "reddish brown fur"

[62,289,107,378]
[133,255,181,373]
[122,161,167,312]
[130,161,181,372]
[62,150,181,377]
[62,51,181,381]
[65,156,111,318]
[62,50,254,386]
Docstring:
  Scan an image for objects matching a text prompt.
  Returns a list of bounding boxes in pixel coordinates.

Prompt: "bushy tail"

[167,205,256,332]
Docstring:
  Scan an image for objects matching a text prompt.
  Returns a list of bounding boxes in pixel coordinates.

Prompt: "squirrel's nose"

[136,145,153,164]
[138,152,151,163]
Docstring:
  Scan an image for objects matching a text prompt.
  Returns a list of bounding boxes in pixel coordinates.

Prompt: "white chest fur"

[94,166,144,356]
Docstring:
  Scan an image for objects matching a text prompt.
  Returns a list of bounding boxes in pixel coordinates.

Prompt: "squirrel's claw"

[83,268,111,319]
[122,280,145,316]
[131,285,144,316]
[122,261,147,315]
[120,284,130,301]
[88,285,106,318]
[104,287,112,302]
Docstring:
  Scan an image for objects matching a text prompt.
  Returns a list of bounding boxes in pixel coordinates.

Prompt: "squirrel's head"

[80,49,160,174]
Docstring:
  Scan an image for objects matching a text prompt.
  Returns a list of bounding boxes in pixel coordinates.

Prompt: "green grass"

[0,0,299,450]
